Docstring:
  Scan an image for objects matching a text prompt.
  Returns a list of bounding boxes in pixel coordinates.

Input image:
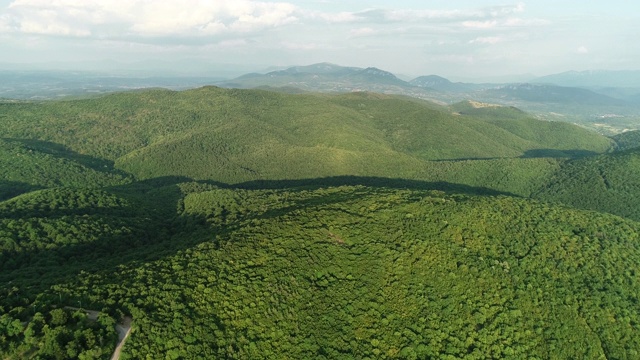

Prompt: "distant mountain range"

[409,75,476,92]
[1,63,640,133]
[531,70,640,105]
[533,70,640,88]
[219,63,638,106]
[482,83,627,106]
[219,62,420,95]
[215,63,640,133]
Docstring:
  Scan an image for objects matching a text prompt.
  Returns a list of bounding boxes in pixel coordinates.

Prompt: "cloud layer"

[1,0,634,79]
[0,0,537,43]
[1,0,299,39]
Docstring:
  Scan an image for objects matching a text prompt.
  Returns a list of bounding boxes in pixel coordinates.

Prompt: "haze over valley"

[4,63,640,135]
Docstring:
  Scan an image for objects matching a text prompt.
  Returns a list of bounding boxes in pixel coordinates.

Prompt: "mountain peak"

[409,75,471,92]
[359,67,398,78]
[270,63,360,76]
[411,75,453,86]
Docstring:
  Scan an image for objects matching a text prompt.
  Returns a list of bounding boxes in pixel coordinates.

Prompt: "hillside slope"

[534,148,640,221]
[612,130,640,150]
[0,87,613,183]
[1,87,639,359]
[2,184,640,358]
[0,138,131,200]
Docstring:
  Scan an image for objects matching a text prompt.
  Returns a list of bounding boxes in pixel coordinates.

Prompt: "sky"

[0,0,638,80]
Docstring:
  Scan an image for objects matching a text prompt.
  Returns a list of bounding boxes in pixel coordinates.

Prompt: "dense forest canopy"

[1,87,639,359]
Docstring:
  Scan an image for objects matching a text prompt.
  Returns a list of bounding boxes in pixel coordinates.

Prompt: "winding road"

[64,307,133,360]
[110,316,133,360]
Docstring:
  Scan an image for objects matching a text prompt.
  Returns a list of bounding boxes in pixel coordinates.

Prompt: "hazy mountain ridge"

[218,63,640,133]
[2,63,640,133]
[271,62,361,76]
[219,63,418,95]
[410,75,475,92]
[481,83,628,106]
[533,69,640,88]
[532,70,640,105]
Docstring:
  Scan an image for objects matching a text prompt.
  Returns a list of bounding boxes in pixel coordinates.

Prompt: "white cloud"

[313,11,360,23]
[0,13,13,32]
[218,39,249,48]
[463,20,497,29]
[503,17,550,27]
[280,41,320,50]
[1,0,299,39]
[308,3,527,24]
[0,1,547,46]
[349,27,377,38]
[489,2,525,17]
[577,45,589,54]
[470,36,504,44]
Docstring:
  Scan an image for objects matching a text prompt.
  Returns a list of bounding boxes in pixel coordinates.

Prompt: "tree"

[49,308,68,326]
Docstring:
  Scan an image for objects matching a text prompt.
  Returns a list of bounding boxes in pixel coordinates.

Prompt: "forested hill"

[535,147,640,221]
[0,138,131,201]
[0,87,612,184]
[1,86,640,359]
[3,182,640,359]
[612,129,640,151]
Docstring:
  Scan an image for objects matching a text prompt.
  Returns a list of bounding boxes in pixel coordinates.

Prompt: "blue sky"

[0,0,637,80]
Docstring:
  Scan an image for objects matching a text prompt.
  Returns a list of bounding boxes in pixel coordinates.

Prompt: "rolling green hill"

[0,138,131,201]
[534,148,640,221]
[2,183,640,359]
[612,130,640,150]
[0,87,614,184]
[1,87,640,359]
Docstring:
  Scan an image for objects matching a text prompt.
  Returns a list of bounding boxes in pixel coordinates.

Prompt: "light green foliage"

[0,87,612,184]
[451,101,613,156]
[0,307,117,359]
[417,157,563,197]
[3,184,640,358]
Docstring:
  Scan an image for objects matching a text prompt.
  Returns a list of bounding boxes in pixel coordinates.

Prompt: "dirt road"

[110,316,133,360]
[64,307,133,360]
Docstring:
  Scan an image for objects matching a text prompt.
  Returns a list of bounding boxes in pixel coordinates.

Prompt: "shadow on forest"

[0,174,515,310]
[230,175,515,196]
[2,137,130,177]
[0,180,42,201]
[520,149,600,159]
[426,148,601,162]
